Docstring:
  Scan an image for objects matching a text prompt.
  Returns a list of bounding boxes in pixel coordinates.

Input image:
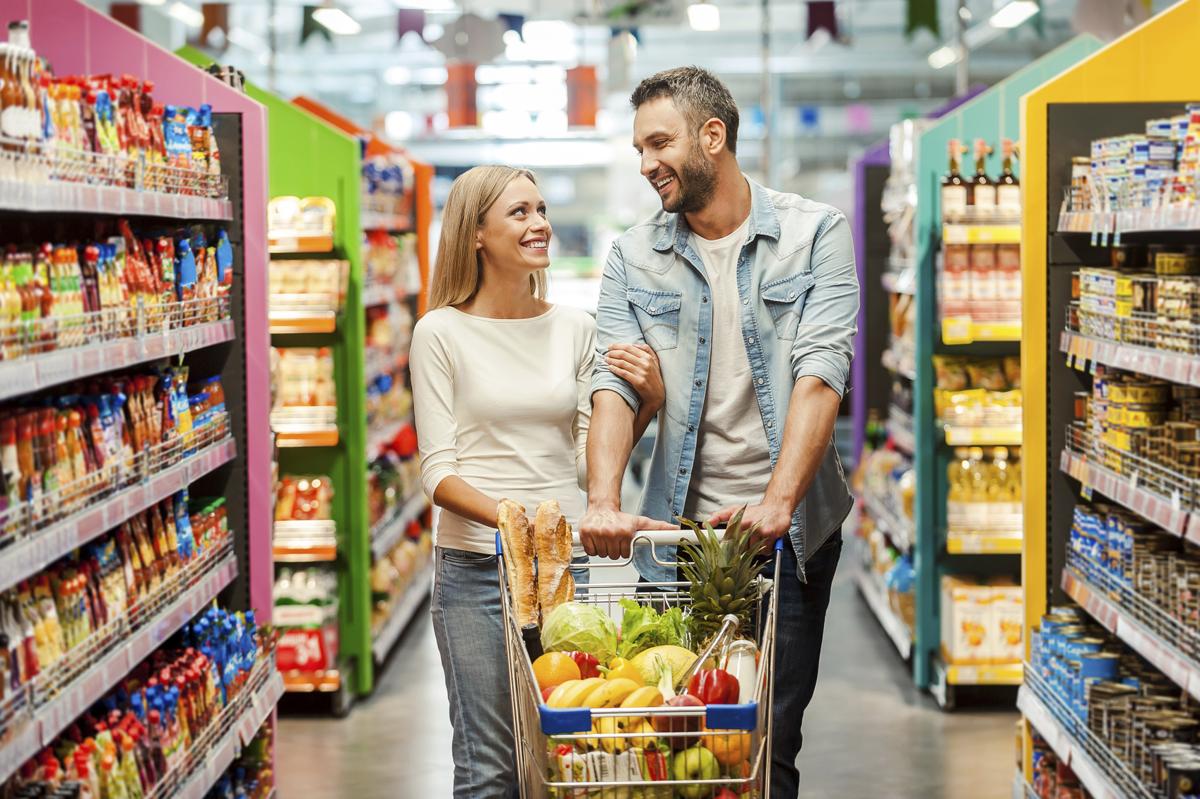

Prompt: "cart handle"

[495,529,784,555]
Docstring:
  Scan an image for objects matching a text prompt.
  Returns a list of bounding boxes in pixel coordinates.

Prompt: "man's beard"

[662,142,718,214]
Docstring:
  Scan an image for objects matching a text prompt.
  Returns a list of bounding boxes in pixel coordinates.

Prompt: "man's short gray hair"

[630,66,740,155]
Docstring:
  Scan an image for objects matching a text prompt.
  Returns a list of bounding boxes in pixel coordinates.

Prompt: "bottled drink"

[969,139,996,213]
[997,138,1021,213]
[941,139,968,221]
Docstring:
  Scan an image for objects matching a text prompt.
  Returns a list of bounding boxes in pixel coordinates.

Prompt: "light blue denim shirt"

[592,177,857,583]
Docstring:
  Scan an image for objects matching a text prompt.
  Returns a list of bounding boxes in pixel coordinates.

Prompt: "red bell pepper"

[687,668,740,705]
[568,651,600,679]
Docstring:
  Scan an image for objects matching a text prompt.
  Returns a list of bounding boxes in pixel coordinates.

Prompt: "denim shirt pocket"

[760,271,815,341]
[626,286,683,350]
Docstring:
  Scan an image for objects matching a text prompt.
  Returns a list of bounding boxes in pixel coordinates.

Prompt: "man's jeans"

[768,532,842,798]
[430,545,588,798]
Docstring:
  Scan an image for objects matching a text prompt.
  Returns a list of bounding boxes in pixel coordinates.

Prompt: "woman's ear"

[475,228,484,251]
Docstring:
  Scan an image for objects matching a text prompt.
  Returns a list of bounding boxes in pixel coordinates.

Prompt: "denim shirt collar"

[651,176,782,253]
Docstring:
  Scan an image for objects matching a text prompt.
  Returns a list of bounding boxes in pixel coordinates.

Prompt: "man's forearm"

[587,391,637,510]
[763,376,842,511]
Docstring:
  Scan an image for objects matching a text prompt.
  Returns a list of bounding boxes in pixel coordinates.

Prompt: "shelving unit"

[852,564,914,660]
[0,0,279,788]
[894,38,1101,704]
[1021,0,1200,787]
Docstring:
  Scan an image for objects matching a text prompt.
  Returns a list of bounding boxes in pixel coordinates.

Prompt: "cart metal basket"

[498,530,781,798]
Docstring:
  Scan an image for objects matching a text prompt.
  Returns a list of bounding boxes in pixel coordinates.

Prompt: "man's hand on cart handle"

[709,500,792,549]
[579,505,676,560]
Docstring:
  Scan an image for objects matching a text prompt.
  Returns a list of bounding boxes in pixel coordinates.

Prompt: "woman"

[411,165,664,797]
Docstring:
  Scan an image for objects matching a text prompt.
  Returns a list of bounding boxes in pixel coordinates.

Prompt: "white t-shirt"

[411,305,595,554]
[684,216,775,519]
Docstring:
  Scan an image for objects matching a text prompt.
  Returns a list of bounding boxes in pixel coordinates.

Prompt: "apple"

[650,694,704,750]
[714,790,740,799]
[541,686,555,703]
[672,746,721,798]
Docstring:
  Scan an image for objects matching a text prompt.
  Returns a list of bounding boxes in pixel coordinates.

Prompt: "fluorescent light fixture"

[927,44,961,69]
[227,26,267,50]
[384,66,412,85]
[137,0,166,6]
[385,111,415,140]
[688,2,720,31]
[312,7,362,36]
[168,2,204,28]
[989,0,1038,28]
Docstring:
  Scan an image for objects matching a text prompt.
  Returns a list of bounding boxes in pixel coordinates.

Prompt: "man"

[580,66,858,797]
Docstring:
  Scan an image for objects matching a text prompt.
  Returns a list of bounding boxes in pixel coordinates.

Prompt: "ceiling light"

[989,0,1039,28]
[138,0,166,6]
[312,7,361,36]
[423,23,444,40]
[927,45,961,69]
[688,2,720,31]
[168,2,204,28]
[384,66,412,85]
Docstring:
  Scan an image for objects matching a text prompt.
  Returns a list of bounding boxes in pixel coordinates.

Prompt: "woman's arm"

[606,343,663,442]
[412,319,501,528]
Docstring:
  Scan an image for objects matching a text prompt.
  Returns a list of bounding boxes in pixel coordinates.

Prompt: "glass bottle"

[997,138,1021,214]
[941,139,968,221]
[969,138,995,212]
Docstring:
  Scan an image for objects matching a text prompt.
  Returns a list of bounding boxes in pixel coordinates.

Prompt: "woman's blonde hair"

[428,165,548,310]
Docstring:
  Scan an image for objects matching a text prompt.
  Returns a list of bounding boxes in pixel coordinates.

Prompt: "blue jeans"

[431,546,588,799]
[768,532,842,798]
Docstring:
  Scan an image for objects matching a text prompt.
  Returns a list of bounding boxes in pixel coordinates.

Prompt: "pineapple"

[678,508,770,647]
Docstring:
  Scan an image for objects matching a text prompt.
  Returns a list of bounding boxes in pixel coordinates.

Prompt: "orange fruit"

[701,729,752,766]
[533,652,581,691]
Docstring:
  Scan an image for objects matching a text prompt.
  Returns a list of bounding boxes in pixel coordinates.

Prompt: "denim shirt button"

[679,468,686,475]
[699,336,706,344]
[757,378,765,385]
[688,424,695,432]
[694,379,702,387]
[747,336,755,344]
[742,299,749,306]
[788,292,797,300]
[702,296,709,303]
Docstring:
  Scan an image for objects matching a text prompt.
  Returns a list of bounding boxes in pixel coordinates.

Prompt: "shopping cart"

[498,529,781,798]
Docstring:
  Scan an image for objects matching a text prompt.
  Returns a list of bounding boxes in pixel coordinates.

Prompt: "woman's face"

[476,176,551,279]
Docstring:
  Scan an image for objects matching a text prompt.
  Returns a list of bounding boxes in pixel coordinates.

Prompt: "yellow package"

[940,576,992,666]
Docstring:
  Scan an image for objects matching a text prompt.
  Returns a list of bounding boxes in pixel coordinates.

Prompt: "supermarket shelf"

[863,490,914,552]
[362,280,398,308]
[367,415,412,461]
[936,657,1023,685]
[371,559,434,662]
[1060,329,1200,388]
[0,553,238,784]
[273,425,340,448]
[361,210,414,232]
[370,491,430,561]
[946,529,1023,554]
[943,223,1022,245]
[273,542,337,562]
[944,424,1022,447]
[942,317,1022,345]
[0,436,237,594]
[1059,447,1193,541]
[0,179,233,220]
[0,318,233,402]
[274,519,338,563]
[162,662,284,799]
[852,564,913,661]
[268,310,337,335]
[283,669,341,693]
[881,348,916,380]
[1017,684,1136,799]
[887,406,916,455]
[1015,773,1036,799]
[1061,569,1200,702]
[881,270,916,295]
[269,231,335,254]
[1057,207,1200,237]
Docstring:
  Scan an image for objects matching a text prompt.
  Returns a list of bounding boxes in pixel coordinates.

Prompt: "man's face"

[633,96,718,215]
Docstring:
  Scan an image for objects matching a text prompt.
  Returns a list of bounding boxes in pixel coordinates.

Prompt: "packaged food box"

[941,576,993,665]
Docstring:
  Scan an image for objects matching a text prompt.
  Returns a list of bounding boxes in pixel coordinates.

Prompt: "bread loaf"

[497,499,538,627]
[535,499,575,620]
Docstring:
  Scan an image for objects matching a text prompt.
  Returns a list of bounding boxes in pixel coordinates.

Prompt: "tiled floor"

[276,560,1020,798]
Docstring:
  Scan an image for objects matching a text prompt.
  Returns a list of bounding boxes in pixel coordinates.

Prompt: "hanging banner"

[446,62,478,129]
[301,6,333,44]
[397,9,426,41]
[905,0,939,38]
[567,65,598,128]
[196,3,229,50]
[497,13,525,39]
[109,2,141,32]
[807,1,839,40]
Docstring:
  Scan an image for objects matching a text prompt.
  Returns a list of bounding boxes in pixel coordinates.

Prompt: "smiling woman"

[409,164,667,798]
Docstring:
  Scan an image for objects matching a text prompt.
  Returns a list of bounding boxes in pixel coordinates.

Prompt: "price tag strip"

[1061,449,1190,539]
[1061,330,1200,389]
[1062,569,1200,703]
[0,437,236,595]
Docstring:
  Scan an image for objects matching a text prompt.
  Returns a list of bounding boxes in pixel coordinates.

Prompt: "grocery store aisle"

[275,562,1018,798]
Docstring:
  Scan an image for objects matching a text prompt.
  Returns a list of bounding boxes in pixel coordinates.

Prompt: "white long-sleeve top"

[411,304,595,554]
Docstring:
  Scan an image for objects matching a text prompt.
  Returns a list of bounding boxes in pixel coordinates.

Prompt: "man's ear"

[702,118,727,155]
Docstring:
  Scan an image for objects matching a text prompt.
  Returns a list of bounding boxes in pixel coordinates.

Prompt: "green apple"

[672,746,720,798]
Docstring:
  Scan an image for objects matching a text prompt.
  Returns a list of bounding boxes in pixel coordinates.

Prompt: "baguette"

[534,500,575,620]
[497,499,538,628]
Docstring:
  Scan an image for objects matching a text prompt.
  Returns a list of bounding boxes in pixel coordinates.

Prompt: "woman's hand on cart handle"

[579,506,676,560]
